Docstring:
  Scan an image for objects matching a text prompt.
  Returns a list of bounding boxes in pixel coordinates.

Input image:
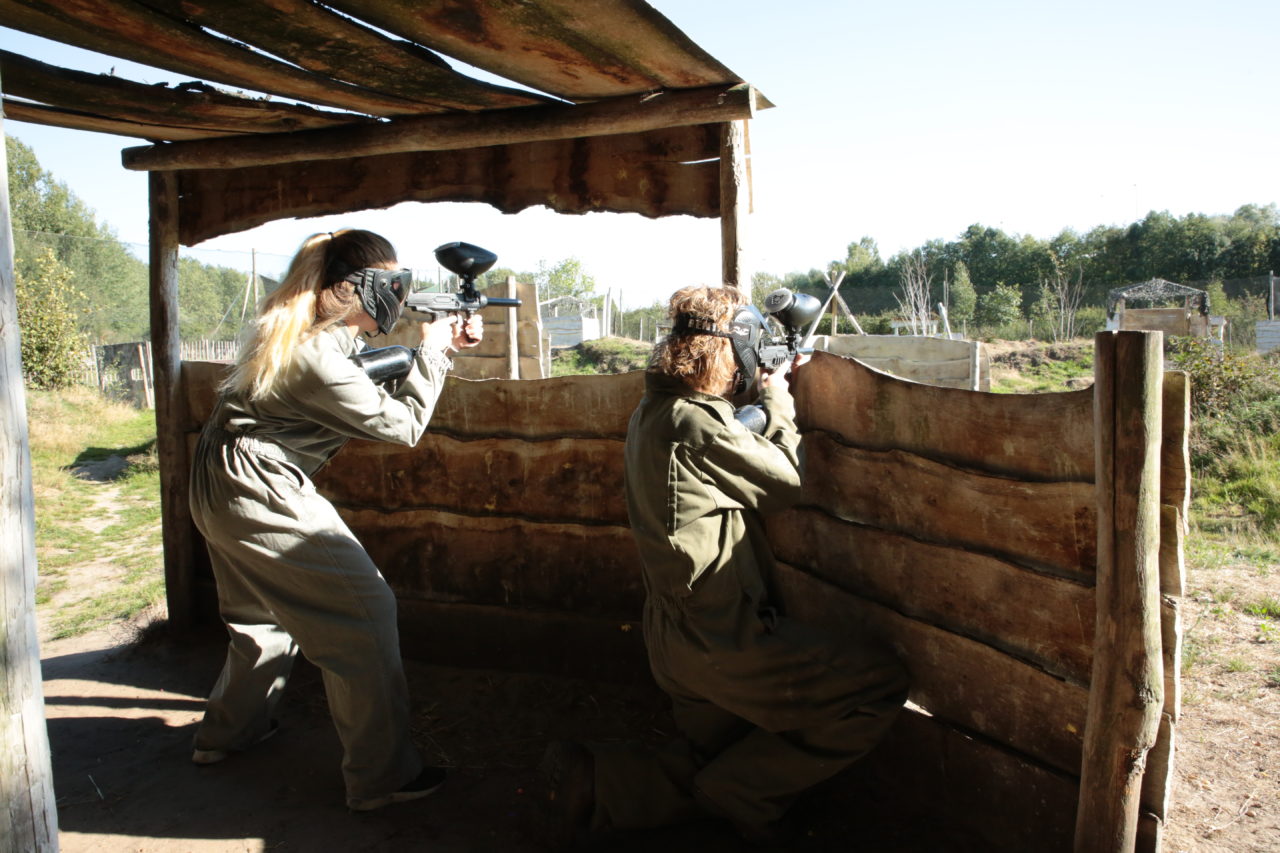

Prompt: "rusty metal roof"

[1,0,751,141]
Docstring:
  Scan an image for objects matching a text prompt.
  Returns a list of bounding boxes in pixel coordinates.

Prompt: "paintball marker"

[404,241,522,325]
[732,287,824,433]
[352,241,522,383]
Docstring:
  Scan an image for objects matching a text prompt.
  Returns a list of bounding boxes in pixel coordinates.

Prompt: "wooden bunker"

[2,3,1184,852]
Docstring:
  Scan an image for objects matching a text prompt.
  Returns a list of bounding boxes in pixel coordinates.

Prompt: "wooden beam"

[122,83,759,171]
[1075,330,1165,852]
[1,79,59,852]
[148,171,195,631]
[719,119,748,289]
[3,98,235,142]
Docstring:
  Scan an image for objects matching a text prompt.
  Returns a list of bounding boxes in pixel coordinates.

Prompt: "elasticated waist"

[208,426,303,467]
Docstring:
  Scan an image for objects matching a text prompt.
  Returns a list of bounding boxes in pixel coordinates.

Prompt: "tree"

[7,136,149,344]
[949,261,977,328]
[15,249,88,389]
[895,250,932,334]
[976,283,1023,329]
[537,257,596,301]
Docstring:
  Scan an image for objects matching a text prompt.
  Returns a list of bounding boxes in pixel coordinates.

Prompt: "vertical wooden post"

[1,92,60,852]
[1076,330,1165,852]
[719,120,748,291]
[505,275,519,380]
[149,171,194,631]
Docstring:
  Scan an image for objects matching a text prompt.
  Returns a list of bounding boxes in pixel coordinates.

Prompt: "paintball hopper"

[762,288,823,333]
[434,242,497,289]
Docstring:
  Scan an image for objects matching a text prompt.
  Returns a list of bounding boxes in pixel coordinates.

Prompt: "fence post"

[1076,330,1165,851]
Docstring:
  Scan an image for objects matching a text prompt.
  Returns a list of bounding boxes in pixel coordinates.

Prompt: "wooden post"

[149,171,195,631]
[1076,330,1165,852]
[506,275,519,380]
[1,89,60,851]
[720,120,748,290]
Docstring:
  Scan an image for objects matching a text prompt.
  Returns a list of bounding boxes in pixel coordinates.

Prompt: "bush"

[550,336,653,376]
[16,248,88,390]
[1167,337,1279,421]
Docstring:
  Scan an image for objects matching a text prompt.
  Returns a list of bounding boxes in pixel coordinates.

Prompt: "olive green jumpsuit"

[594,371,909,832]
[189,326,450,808]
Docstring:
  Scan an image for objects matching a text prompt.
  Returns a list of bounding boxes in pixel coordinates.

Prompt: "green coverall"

[594,371,909,832]
[189,326,450,807]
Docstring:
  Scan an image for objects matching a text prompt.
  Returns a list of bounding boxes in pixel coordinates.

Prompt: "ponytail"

[222,229,397,400]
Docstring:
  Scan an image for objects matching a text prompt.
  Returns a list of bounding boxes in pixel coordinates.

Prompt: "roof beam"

[122,83,761,172]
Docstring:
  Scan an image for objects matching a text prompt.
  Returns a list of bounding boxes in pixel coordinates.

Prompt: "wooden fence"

[179,329,1187,851]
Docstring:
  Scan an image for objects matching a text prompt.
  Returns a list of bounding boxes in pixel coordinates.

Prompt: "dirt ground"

[40,616,964,853]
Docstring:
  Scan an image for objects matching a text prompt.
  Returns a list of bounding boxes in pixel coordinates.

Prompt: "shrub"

[15,248,88,390]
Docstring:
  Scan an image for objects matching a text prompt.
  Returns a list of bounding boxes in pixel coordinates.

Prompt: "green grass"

[26,386,165,639]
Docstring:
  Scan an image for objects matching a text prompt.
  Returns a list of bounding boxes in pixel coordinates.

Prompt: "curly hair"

[650,285,744,395]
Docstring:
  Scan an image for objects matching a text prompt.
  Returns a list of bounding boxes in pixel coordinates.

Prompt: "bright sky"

[4,0,1278,307]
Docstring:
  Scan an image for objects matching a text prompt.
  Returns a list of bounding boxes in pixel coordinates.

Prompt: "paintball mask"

[347,268,412,336]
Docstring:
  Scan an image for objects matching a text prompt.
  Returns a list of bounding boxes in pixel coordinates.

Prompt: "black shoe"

[539,741,594,848]
[347,765,448,811]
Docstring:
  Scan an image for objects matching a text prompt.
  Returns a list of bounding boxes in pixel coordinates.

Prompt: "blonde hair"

[222,229,397,400]
[651,285,743,395]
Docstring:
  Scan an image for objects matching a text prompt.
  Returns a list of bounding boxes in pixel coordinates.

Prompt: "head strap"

[672,312,733,338]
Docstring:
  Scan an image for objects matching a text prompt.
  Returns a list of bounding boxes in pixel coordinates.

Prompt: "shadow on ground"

[43,625,977,852]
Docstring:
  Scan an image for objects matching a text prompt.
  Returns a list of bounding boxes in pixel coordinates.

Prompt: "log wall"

[181,332,1187,851]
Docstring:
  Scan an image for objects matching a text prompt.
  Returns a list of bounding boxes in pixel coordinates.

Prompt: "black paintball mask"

[346,268,412,335]
[671,304,768,396]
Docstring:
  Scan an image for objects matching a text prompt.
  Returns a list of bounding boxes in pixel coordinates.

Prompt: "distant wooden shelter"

[1106,278,1225,341]
[2,3,1184,852]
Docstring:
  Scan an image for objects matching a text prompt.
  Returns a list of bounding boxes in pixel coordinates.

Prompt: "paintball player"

[542,284,909,845]
[188,229,481,810]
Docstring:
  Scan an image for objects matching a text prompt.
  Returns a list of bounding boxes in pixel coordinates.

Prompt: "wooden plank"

[819,334,980,363]
[396,599,648,684]
[851,356,976,383]
[176,124,722,244]
[131,0,546,111]
[1140,712,1175,821]
[1159,591,1182,723]
[1162,370,1191,533]
[842,710,1079,853]
[338,508,644,617]
[767,507,1095,683]
[0,49,366,135]
[326,0,742,101]
[316,434,627,524]
[0,0,425,115]
[3,98,231,141]
[796,351,1095,482]
[1,85,59,853]
[124,84,757,171]
[1075,331,1165,853]
[181,360,643,438]
[719,120,747,289]
[450,355,544,381]
[430,372,644,440]
[801,432,1096,579]
[775,564,1088,776]
[149,171,196,632]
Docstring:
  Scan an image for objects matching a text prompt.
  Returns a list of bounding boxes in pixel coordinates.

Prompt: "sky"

[4,0,1279,308]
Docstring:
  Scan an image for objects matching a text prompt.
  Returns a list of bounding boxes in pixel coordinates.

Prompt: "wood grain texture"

[316,434,627,524]
[1076,331,1165,853]
[339,507,644,617]
[428,371,644,439]
[767,507,1094,683]
[176,124,722,243]
[795,351,1095,482]
[800,432,1096,578]
[775,564,1088,775]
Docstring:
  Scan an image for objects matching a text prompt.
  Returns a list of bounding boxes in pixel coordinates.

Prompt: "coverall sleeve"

[286,342,449,446]
[692,385,805,514]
